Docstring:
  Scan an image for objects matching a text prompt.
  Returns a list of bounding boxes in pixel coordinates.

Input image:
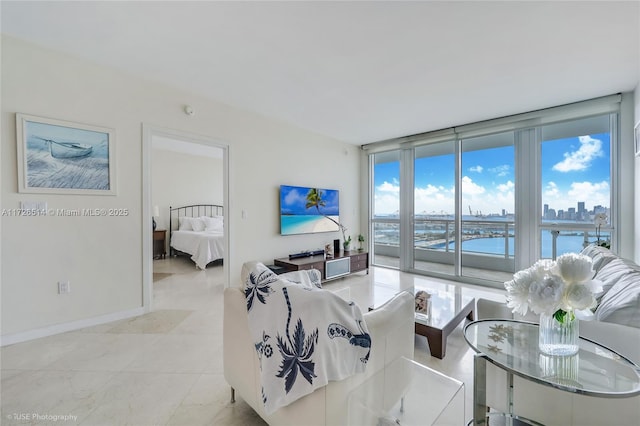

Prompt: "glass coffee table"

[464,319,640,425]
[348,356,465,425]
[371,283,475,359]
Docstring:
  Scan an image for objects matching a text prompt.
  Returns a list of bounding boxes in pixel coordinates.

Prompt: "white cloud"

[552,135,603,172]
[461,176,485,195]
[567,181,610,206]
[488,165,511,177]
[497,180,514,192]
[283,188,304,206]
[544,181,560,198]
[469,165,483,173]
[377,181,399,193]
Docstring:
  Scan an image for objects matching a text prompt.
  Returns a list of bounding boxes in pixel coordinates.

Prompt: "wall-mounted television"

[280,185,340,235]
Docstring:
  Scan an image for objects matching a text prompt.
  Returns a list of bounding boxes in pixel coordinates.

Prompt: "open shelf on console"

[274,251,368,281]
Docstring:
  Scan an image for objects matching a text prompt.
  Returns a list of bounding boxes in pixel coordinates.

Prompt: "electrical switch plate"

[58,281,70,294]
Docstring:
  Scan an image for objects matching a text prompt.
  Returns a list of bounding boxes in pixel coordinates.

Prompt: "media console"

[274,251,368,281]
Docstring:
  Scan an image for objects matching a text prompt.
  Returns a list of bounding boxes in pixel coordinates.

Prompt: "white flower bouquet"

[504,253,603,323]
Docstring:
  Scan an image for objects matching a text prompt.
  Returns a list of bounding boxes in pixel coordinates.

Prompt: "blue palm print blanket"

[243,262,371,415]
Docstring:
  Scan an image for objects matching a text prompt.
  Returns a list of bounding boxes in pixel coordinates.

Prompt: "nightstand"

[153,229,166,259]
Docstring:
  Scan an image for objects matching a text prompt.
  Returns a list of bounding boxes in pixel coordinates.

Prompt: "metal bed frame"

[169,204,224,258]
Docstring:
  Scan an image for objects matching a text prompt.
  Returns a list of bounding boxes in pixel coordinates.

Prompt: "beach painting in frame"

[17,114,116,195]
[280,185,340,235]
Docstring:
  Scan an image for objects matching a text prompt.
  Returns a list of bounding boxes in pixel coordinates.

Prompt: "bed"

[169,204,224,269]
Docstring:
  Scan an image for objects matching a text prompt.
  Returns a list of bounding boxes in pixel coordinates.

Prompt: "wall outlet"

[58,281,70,294]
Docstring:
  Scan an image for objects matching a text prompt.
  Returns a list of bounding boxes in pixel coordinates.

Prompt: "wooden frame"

[16,113,116,195]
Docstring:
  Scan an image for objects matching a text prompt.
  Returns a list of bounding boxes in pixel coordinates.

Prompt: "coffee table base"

[415,299,474,359]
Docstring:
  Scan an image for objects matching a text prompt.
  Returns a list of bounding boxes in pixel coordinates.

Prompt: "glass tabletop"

[464,319,640,398]
[413,286,474,330]
[370,282,474,329]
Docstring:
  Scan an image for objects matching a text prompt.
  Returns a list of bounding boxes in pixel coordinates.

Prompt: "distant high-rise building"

[502,209,506,217]
[557,209,564,220]
[544,204,549,215]
[578,202,585,213]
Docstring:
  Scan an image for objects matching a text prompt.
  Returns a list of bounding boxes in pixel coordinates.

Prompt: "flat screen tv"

[280,185,340,235]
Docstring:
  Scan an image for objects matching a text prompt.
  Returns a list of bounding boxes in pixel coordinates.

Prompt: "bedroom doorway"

[142,125,229,312]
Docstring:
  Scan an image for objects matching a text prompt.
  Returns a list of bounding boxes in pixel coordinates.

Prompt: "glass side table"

[464,319,640,425]
[348,357,465,426]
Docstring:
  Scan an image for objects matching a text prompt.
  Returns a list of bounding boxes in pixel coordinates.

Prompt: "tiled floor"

[1,256,507,425]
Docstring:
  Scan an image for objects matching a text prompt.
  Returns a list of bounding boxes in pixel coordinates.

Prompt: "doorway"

[142,125,230,312]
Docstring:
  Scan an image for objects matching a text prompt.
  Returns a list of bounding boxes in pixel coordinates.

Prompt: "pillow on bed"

[202,215,224,232]
[178,217,193,231]
[190,217,206,232]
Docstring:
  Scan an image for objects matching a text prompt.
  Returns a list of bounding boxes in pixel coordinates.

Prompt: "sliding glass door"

[371,151,401,268]
[460,132,515,282]
[413,141,456,275]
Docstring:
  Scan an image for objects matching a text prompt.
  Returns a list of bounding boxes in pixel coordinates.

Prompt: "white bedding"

[170,229,224,269]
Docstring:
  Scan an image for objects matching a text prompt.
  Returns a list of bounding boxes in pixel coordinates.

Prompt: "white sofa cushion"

[581,244,618,271]
[595,270,640,327]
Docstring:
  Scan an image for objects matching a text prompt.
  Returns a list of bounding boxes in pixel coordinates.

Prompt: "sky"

[374,133,610,217]
[280,185,339,215]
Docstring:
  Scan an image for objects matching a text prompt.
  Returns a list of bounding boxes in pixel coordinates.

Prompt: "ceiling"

[2,1,639,145]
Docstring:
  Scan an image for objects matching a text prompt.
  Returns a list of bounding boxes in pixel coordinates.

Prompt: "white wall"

[635,85,640,264]
[1,36,361,340]
[151,148,223,232]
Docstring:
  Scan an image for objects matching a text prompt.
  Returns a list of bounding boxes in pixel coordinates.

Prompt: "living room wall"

[1,36,361,341]
[635,83,640,264]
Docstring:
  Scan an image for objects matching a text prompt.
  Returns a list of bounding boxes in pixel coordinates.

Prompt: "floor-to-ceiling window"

[366,96,621,287]
[413,141,456,275]
[460,132,515,280]
[371,151,401,268]
[539,115,613,259]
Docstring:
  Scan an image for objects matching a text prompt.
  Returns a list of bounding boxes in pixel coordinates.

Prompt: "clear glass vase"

[538,312,579,356]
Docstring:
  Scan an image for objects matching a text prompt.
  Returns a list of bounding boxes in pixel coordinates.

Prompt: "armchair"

[223,267,414,425]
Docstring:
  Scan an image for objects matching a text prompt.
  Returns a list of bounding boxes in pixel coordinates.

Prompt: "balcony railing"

[373,217,611,261]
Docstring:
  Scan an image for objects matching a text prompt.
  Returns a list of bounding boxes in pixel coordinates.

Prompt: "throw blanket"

[243,262,371,415]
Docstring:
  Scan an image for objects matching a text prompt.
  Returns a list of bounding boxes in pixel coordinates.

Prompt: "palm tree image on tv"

[280,185,340,235]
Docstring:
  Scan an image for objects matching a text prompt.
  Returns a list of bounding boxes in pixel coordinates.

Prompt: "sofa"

[223,263,415,426]
[476,245,640,425]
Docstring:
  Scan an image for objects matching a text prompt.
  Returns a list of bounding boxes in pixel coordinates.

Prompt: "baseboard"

[0,306,147,347]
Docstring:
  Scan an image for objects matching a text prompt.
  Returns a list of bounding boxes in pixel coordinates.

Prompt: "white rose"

[505,267,536,315]
[554,253,594,284]
[528,274,564,315]
[564,283,596,311]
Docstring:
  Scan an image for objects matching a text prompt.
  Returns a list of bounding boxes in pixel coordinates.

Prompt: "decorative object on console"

[333,239,340,255]
[343,235,351,251]
[280,185,340,235]
[325,243,333,259]
[504,253,602,356]
[358,234,365,251]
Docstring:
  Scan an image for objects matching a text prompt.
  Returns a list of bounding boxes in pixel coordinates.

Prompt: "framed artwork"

[16,113,116,195]
[635,121,640,157]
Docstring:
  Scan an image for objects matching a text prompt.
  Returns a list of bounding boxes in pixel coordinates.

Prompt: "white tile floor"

[1,256,507,426]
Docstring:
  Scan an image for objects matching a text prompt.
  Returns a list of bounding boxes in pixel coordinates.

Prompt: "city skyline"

[374,133,610,218]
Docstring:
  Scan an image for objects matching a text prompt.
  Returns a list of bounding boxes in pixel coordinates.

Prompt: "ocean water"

[444,233,587,258]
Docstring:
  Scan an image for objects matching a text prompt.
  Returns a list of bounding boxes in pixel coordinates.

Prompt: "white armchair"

[223,271,414,426]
